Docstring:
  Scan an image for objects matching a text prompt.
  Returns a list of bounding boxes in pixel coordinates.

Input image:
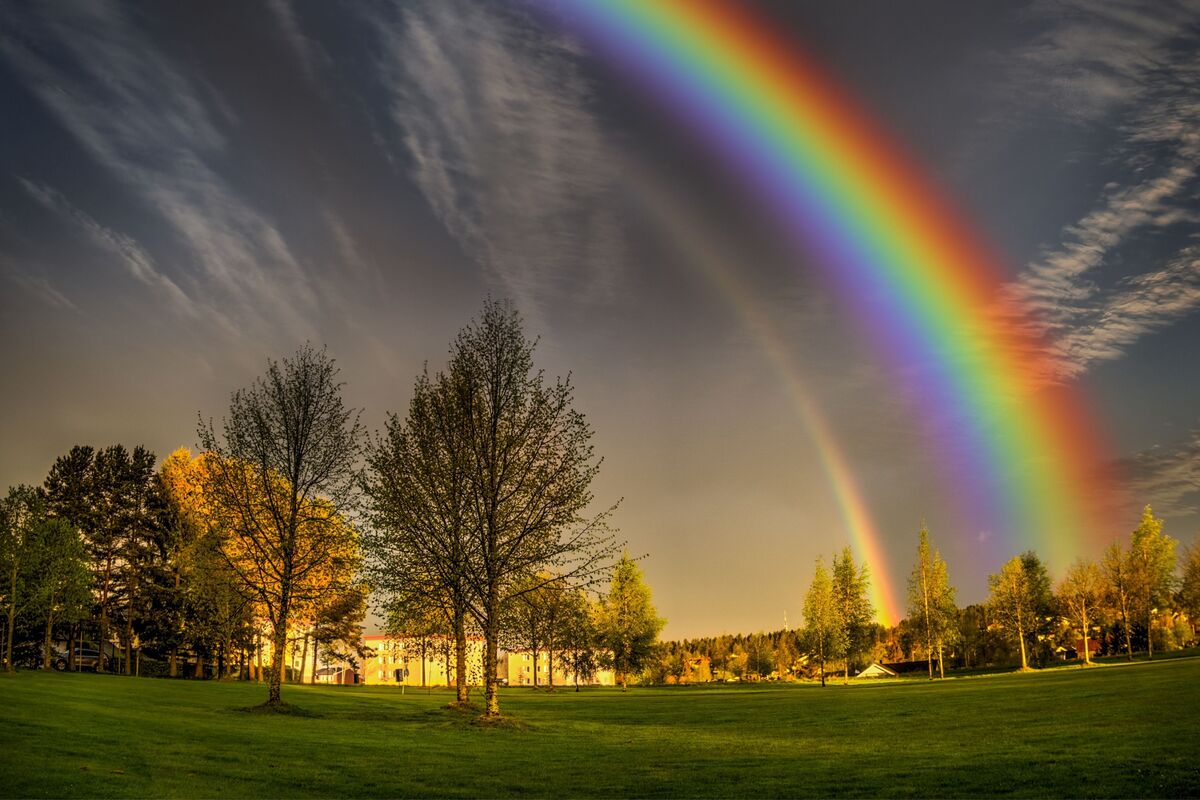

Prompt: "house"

[855,663,899,679]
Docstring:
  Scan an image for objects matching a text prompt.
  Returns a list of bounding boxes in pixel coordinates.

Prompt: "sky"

[1,0,1198,639]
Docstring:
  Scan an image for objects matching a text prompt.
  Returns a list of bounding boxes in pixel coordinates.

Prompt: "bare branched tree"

[198,345,362,707]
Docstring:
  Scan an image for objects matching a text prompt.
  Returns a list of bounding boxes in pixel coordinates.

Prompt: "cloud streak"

[1,0,319,340]
[364,0,625,315]
[1005,2,1200,380]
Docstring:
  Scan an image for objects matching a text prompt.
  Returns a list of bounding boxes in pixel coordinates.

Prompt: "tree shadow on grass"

[233,702,323,718]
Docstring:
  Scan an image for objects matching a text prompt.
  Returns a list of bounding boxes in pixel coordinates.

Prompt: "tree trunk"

[484,624,500,717]
[1081,607,1092,666]
[170,647,178,678]
[1119,597,1132,661]
[6,563,17,672]
[304,628,314,686]
[454,606,469,704]
[43,611,55,670]
[255,631,264,682]
[937,641,945,679]
[124,613,134,676]
[69,625,78,672]
[218,642,225,680]
[194,653,205,679]
[298,631,309,684]
[1017,619,1028,670]
[269,618,287,704]
[1147,608,1154,660]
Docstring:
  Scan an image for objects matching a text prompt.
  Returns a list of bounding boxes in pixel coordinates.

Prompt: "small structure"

[856,663,899,679]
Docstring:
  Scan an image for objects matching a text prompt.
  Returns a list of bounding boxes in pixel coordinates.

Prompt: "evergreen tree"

[802,558,844,687]
[831,547,874,682]
[1128,505,1177,660]
[596,553,664,690]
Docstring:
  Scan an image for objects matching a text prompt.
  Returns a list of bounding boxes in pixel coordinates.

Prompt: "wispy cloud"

[1117,428,1200,518]
[1005,2,1200,380]
[0,0,319,340]
[364,0,625,315]
[19,178,201,320]
[0,256,78,312]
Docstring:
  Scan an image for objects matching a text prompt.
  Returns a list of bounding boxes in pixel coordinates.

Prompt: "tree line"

[653,511,1199,684]
[0,300,664,717]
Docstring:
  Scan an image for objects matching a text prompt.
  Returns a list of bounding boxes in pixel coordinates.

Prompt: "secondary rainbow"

[535,0,1113,574]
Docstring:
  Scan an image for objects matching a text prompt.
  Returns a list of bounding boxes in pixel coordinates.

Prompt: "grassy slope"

[1,659,1198,798]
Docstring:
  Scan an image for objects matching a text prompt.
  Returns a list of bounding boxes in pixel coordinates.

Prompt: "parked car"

[52,645,110,672]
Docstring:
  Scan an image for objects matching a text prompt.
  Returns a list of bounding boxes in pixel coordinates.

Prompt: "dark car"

[52,645,110,672]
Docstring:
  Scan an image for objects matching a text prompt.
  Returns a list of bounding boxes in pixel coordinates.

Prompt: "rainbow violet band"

[533,0,1114,609]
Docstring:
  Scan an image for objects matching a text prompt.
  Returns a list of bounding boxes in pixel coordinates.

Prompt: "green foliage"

[801,558,844,686]
[596,553,664,688]
[831,547,874,681]
[987,551,1052,669]
[906,526,956,678]
[1128,505,1177,659]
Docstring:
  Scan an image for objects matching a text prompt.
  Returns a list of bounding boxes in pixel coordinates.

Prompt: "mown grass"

[2,658,1198,798]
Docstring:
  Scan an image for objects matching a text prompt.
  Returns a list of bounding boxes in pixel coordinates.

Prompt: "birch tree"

[988,552,1050,670]
[446,300,618,716]
[907,526,956,678]
[199,345,362,707]
[1057,559,1102,666]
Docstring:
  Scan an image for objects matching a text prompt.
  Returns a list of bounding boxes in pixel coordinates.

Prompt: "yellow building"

[360,634,487,687]
[501,650,615,687]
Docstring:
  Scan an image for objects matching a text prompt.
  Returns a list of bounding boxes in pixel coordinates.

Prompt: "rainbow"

[636,181,902,624]
[535,1,1113,590]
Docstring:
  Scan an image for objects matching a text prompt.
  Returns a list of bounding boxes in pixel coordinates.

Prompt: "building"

[500,650,615,687]
[359,634,487,687]
[855,663,899,679]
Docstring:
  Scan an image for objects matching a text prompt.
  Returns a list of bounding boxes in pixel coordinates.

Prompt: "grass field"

[2,658,1198,798]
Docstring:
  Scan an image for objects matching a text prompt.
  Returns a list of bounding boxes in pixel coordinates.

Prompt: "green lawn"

[2,659,1198,798]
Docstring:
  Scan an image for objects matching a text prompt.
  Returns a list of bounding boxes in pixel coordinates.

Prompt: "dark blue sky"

[2,0,1197,636]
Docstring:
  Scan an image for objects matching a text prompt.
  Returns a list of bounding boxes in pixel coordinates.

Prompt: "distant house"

[883,659,939,675]
[1057,638,1101,660]
[856,663,899,679]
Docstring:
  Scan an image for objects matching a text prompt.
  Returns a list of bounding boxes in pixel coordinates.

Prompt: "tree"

[555,588,600,691]
[1181,543,1200,641]
[596,553,664,690]
[1102,541,1136,661]
[831,547,874,682]
[441,300,618,716]
[1,486,43,671]
[802,558,844,687]
[198,345,363,707]
[27,516,91,669]
[1057,559,1102,666]
[987,552,1051,670]
[907,526,956,679]
[1128,505,1177,660]
[362,365,476,704]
